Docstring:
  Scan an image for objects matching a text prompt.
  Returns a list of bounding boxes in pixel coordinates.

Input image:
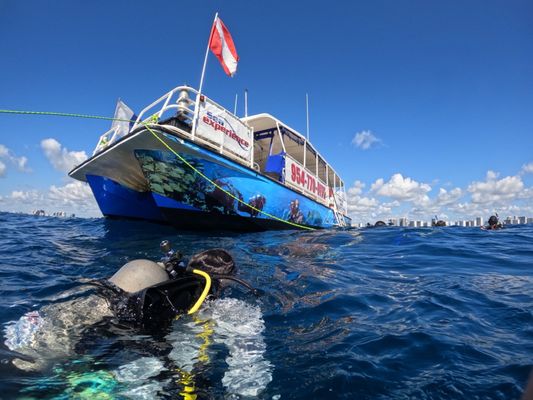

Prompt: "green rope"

[0,108,316,230]
[0,109,134,123]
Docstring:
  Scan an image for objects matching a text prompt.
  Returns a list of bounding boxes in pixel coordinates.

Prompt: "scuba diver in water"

[482,215,503,230]
[3,241,272,397]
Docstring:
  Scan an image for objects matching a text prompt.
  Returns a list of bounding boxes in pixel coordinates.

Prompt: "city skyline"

[354,214,533,228]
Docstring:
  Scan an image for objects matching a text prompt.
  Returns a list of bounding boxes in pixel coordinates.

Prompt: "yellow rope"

[0,108,317,230]
[142,124,316,230]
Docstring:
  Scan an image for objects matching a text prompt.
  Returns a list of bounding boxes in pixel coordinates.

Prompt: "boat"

[69,86,351,231]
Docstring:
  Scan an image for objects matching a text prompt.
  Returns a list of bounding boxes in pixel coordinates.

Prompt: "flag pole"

[192,12,218,139]
[306,93,310,141]
[198,12,218,95]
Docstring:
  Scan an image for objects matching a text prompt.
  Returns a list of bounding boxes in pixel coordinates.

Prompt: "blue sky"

[0,0,532,223]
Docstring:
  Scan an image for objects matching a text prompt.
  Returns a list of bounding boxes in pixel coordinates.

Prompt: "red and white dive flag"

[209,16,239,76]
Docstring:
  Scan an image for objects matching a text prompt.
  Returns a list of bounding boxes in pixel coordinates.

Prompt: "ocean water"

[0,211,531,399]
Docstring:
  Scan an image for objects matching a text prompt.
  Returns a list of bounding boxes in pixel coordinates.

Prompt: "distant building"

[475,217,483,227]
[399,217,408,227]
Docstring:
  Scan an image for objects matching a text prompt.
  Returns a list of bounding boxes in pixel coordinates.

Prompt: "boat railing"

[91,87,195,155]
[93,127,120,155]
[131,86,254,168]
[334,190,348,216]
[132,85,196,131]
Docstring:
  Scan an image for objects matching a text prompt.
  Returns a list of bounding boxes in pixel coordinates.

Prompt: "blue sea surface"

[0,211,531,399]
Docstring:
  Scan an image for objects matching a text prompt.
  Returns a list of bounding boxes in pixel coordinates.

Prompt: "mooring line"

[0,108,316,230]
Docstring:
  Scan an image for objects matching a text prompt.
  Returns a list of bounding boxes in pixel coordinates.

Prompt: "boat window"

[317,156,327,184]
[305,143,317,175]
[253,128,284,173]
[280,126,305,165]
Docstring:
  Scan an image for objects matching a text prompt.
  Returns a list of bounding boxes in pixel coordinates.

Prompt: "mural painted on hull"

[134,149,336,228]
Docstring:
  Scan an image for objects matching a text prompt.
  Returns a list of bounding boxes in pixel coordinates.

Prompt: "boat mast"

[244,89,248,117]
[306,93,310,141]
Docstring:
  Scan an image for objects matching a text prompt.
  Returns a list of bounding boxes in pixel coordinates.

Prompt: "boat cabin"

[242,114,346,212]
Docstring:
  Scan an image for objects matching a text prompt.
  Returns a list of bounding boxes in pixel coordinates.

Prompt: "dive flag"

[111,99,135,139]
[209,16,239,76]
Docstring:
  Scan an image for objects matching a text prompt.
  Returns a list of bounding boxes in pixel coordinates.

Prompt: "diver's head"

[187,249,235,276]
[488,215,498,227]
[108,259,169,293]
[187,249,237,295]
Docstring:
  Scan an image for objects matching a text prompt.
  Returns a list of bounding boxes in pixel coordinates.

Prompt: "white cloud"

[49,181,94,206]
[15,156,28,171]
[0,182,99,217]
[346,180,403,222]
[522,162,533,174]
[344,166,533,225]
[0,144,31,175]
[41,138,87,173]
[351,130,381,150]
[371,173,431,204]
[435,187,463,206]
[347,195,379,213]
[10,190,42,202]
[468,171,524,205]
[347,180,365,196]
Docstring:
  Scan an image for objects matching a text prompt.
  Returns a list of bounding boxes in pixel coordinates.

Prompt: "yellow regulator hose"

[187,269,212,314]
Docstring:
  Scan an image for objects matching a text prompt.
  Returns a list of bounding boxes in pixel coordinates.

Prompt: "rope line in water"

[143,124,315,230]
[0,108,316,230]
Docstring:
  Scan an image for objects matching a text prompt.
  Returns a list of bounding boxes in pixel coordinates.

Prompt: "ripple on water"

[0,213,531,399]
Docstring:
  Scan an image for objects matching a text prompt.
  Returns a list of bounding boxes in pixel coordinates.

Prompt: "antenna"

[306,93,310,141]
[233,93,238,115]
[244,89,248,118]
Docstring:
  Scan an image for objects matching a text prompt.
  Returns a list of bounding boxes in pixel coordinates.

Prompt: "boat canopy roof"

[242,113,345,188]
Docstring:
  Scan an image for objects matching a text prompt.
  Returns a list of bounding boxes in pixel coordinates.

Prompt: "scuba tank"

[102,241,259,329]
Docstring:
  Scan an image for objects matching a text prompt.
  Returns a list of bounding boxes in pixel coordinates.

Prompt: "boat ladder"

[332,196,347,228]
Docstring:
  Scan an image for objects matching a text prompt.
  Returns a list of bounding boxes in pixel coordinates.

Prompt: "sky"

[0,0,532,224]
